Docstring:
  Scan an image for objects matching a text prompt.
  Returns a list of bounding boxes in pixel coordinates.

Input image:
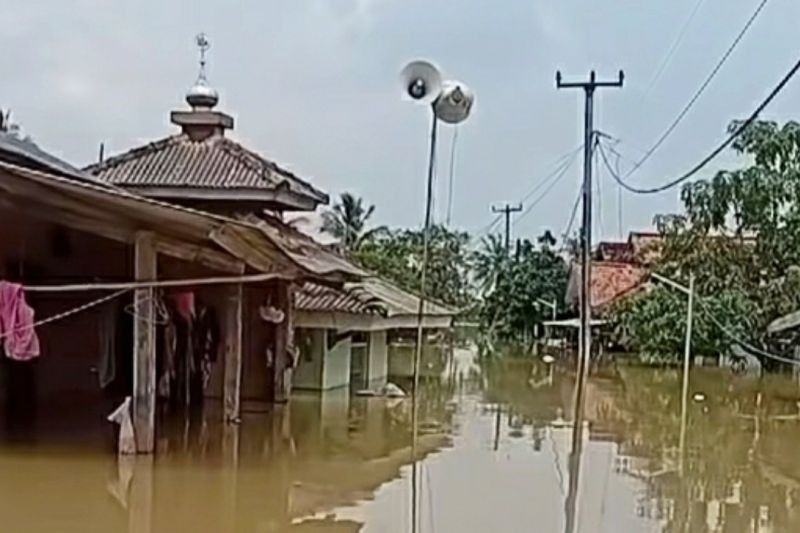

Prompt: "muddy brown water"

[2,354,800,532]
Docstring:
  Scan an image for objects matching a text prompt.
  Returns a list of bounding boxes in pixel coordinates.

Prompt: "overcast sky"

[3,0,799,243]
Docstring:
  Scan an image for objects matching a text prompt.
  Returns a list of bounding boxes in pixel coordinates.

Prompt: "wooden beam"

[154,237,245,275]
[133,232,157,453]
[223,283,244,421]
[273,281,292,403]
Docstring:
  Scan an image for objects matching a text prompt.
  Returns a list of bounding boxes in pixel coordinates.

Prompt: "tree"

[321,192,384,251]
[612,120,800,365]
[353,225,473,309]
[477,234,568,346]
[472,234,508,294]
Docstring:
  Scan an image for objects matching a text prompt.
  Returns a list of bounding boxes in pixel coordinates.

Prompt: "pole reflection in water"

[6,356,800,531]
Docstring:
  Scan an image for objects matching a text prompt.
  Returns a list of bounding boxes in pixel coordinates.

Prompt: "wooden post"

[133,232,157,453]
[273,281,292,403]
[223,283,244,422]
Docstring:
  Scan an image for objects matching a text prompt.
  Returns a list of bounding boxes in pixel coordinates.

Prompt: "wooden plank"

[154,237,245,275]
[223,283,244,421]
[133,232,157,453]
[273,281,291,403]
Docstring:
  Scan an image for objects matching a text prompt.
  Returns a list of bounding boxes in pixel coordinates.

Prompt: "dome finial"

[186,32,219,109]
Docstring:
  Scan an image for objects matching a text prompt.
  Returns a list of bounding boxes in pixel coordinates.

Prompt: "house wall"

[367,330,388,388]
[292,329,352,391]
[322,334,351,391]
[293,328,325,390]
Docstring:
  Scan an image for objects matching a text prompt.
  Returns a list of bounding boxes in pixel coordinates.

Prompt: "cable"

[640,0,707,102]
[516,148,581,223]
[469,145,582,242]
[598,50,800,194]
[625,0,771,179]
[446,127,459,226]
[559,190,582,251]
[698,300,800,366]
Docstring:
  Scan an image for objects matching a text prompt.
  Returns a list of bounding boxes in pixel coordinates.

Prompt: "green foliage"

[321,192,385,251]
[475,235,568,345]
[353,224,473,309]
[613,120,800,364]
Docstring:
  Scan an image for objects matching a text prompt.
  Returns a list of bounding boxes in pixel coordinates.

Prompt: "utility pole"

[492,203,523,253]
[557,69,623,533]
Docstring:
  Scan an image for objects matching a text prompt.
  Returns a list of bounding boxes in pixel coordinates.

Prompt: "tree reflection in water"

[482,356,800,532]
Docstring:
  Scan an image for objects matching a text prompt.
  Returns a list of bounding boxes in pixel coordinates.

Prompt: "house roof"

[566,261,647,311]
[595,241,633,262]
[295,282,383,316]
[0,159,362,282]
[0,131,97,183]
[86,133,328,208]
[348,277,455,318]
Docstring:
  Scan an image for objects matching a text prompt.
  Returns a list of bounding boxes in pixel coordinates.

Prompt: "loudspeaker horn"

[400,60,443,103]
[433,81,475,125]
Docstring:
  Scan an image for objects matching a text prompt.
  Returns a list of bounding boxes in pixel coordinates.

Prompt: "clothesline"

[24,272,283,293]
[0,288,131,341]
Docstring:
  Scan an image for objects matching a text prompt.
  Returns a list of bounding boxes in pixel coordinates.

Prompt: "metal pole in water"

[678,274,695,477]
[411,109,438,533]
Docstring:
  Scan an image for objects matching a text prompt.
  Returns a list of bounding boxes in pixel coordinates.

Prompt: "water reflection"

[3,356,800,531]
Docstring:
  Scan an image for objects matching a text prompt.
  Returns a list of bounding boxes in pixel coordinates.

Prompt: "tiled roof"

[295,283,383,315]
[591,262,647,308]
[595,241,633,262]
[86,134,328,204]
[296,278,457,318]
[566,261,647,311]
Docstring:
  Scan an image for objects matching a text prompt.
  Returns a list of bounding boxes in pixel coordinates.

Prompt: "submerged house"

[0,130,360,453]
[293,278,456,391]
[87,68,454,396]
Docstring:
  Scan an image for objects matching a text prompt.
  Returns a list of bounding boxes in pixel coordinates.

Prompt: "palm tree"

[472,234,509,294]
[321,192,384,251]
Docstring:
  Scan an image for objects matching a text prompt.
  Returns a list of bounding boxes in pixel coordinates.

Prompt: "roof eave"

[122,186,322,211]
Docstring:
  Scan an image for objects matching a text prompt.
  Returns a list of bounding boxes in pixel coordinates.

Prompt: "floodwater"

[3,351,800,532]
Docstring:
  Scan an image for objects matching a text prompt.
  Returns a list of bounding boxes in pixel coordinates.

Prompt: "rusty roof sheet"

[86,134,328,204]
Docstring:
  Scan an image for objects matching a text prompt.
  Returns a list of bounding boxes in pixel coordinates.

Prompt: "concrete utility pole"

[557,69,623,533]
[492,203,523,253]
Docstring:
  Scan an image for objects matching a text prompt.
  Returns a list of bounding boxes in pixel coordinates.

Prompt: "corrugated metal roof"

[86,134,328,204]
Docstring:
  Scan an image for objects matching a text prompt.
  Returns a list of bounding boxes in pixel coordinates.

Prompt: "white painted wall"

[293,328,325,390]
[367,330,388,388]
[322,334,352,390]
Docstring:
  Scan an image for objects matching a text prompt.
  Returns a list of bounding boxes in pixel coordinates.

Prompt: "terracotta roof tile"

[86,134,327,204]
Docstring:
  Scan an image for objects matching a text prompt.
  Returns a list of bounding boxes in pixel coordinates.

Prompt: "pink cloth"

[0,281,40,361]
[172,292,195,321]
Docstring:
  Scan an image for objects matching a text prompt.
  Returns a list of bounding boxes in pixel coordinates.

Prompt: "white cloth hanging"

[108,396,136,455]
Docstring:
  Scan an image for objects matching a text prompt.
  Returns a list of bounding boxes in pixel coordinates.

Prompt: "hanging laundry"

[107,396,136,455]
[172,292,195,322]
[0,281,40,361]
[194,304,219,392]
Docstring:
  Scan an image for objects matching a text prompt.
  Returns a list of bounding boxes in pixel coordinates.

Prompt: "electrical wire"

[516,148,581,224]
[468,145,582,243]
[640,0,708,102]
[596,52,800,194]
[625,0,771,180]
[560,190,582,251]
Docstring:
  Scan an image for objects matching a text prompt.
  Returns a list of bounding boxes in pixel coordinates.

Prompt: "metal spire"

[195,32,211,83]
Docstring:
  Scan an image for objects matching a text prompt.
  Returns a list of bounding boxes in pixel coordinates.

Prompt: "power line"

[597,53,800,194]
[468,145,582,241]
[516,149,581,223]
[640,0,707,102]
[626,0,770,179]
